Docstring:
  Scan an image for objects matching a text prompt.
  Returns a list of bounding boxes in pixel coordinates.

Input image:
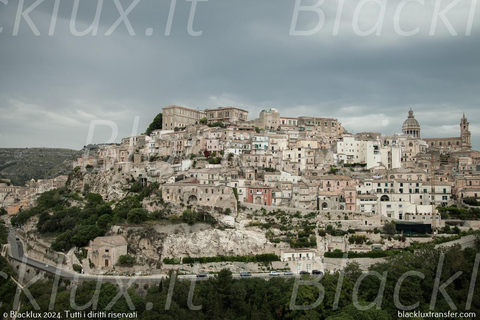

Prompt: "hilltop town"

[1,106,479,276]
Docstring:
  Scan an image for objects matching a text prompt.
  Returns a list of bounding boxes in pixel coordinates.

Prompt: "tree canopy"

[2,244,480,319]
[145,112,163,135]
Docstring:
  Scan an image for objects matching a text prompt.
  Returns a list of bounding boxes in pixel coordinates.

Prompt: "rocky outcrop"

[162,228,273,258]
[112,223,275,262]
[68,170,127,201]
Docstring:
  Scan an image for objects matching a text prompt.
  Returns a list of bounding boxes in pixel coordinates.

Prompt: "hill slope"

[0,148,82,185]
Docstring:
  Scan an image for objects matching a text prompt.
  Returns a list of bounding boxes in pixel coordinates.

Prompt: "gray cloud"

[0,0,479,149]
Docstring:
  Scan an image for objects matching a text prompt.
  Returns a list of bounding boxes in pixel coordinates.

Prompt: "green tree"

[182,209,198,225]
[145,113,163,135]
[382,221,396,235]
[85,193,103,207]
[127,208,148,224]
[97,214,112,230]
[199,117,207,125]
[216,269,233,308]
[463,197,479,206]
[118,255,136,266]
[51,230,74,251]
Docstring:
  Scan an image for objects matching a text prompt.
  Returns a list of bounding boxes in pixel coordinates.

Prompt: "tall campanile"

[461,113,471,149]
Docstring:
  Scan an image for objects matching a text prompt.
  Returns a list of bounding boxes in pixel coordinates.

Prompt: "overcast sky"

[0,0,479,150]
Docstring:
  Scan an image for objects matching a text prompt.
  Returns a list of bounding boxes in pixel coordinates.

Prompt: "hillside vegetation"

[0,148,81,185]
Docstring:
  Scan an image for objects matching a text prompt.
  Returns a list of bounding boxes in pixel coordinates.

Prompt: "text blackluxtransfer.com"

[398,310,477,318]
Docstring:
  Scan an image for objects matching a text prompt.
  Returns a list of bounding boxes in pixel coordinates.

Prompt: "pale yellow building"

[205,106,248,125]
[162,105,206,130]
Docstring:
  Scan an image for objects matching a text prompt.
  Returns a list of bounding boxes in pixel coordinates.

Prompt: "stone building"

[402,109,471,151]
[402,109,421,138]
[251,109,281,130]
[297,116,343,138]
[424,114,471,150]
[280,117,298,127]
[162,183,237,210]
[247,185,273,206]
[89,236,128,270]
[205,106,249,125]
[162,105,206,130]
[454,174,480,199]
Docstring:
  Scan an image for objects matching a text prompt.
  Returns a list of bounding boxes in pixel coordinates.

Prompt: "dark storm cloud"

[0,0,479,149]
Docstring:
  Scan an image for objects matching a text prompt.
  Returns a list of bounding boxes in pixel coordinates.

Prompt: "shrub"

[118,255,136,266]
[464,197,479,206]
[383,221,396,235]
[181,253,280,264]
[73,264,83,273]
[127,208,148,224]
[325,250,402,259]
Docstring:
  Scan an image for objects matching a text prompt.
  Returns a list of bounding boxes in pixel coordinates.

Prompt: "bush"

[127,208,148,224]
[464,197,479,206]
[208,122,225,128]
[207,157,222,165]
[163,257,181,264]
[73,264,83,273]
[182,209,198,225]
[181,253,280,264]
[325,249,402,259]
[348,235,366,245]
[118,255,136,266]
[383,221,396,235]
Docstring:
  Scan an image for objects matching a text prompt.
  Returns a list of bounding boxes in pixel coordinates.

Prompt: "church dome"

[402,109,420,138]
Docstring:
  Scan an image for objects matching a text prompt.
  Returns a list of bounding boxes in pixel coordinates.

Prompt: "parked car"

[196,273,208,278]
[284,271,293,276]
[240,272,251,277]
[269,271,280,276]
[299,271,309,275]
[312,270,323,275]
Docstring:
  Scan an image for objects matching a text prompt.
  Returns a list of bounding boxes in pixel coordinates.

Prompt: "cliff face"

[63,165,276,263]
[161,228,272,258]
[108,223,275,266]
[67,170,128,201]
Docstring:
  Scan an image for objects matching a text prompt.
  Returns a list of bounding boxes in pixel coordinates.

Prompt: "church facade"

[402,109,471,151]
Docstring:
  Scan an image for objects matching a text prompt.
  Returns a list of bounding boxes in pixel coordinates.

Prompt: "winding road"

[6,228,302,285]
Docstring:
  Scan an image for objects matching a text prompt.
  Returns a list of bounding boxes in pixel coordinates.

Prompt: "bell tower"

[461,113,471,149]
